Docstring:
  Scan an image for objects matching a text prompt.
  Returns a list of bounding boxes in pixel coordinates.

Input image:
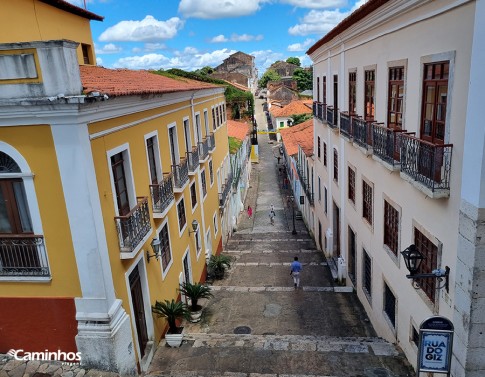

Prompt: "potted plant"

[151,299,191,347]
[179,282,213,323]
[208,254,233,279]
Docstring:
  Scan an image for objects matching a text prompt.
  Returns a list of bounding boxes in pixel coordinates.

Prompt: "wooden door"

[129,266,148,358]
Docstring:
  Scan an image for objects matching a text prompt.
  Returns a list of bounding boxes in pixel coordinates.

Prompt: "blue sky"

[67,0,365,74]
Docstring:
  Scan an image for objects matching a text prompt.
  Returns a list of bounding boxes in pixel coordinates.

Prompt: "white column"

[453,1,485,376]
[51,123,136,376]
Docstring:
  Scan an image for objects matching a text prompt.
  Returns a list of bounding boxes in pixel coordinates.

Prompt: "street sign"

[417,316,454,375]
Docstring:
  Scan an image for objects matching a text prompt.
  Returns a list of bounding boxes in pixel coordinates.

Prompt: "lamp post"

[401,244,450,291]
[289,195,297,235]
[146,238,161,263]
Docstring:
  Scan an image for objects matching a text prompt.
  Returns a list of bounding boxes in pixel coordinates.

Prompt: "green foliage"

[293,68,313,91]
[290,113,313,126]
[154,68,227,85]
[179,282,213,311]
[286,57,301,67]
[208,254,233,279]
[152,299,191,333]
[195,66,214,76]
[258,69,281,88]
[228,137,243,154]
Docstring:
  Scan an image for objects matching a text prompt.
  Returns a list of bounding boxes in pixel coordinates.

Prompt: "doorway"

[129,265,148,358]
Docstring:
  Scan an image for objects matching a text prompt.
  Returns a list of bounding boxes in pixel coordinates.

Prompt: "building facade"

[212,51,258,94]
[308,1,485,376]
[0,1,230,375]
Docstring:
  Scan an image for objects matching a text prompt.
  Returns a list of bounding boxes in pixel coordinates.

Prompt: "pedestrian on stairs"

[290,256,302,289]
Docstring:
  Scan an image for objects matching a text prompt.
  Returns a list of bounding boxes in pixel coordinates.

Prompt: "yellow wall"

[0,0,98,65]
[0,125,82,297]
[89,91,228,345]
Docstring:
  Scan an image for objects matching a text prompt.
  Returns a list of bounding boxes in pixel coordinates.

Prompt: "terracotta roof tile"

[280,119,314,156]
[222,80,250,92]
[80,66,219,97]
[227,120,250,141]
[40,0,104,21]
[270,100,312,117]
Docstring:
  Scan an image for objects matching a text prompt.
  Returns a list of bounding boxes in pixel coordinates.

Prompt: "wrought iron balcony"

[219,178,232,208]
[0,235,50,277]
[319,103,326,121]
[326,106,337,129]
[400,134,453,195]
[208,133,216,153]
[198,138,209,162]
[312,101,317,117]
[172,158,189,190]
[352,117,373,150]
[115,197,151,254]
[149,172,174,215]
[233,167,241,189]
[372,124,410,168]
[339,112,352,139]
[186,146,199,174]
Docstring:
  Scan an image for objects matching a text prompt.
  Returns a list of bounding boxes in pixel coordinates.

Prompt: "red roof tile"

[227,120,250,141]
[307,0,389,55]
[280,119,314,156]
[80,66,219,97]
[270,100,312,117]
[40,0,104,21]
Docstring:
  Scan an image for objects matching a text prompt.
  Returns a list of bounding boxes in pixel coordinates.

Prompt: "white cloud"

[96,57,103,65]
[288,9,347,36]
[287,38,315,51]
[99,16,184,42]
[95,43,122,54]
[287,0,368,36]
[179,0,267,19]
[250,50,284,72]
[132,47,142,53]
[211,33,263,43]
[113,48,236,71]
[144,43,166,51]
[279,0,347,8]
[211,34,229,43]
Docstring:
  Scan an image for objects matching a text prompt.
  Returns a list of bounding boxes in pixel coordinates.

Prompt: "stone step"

[225,249,320,254]
[209,285,353,293]
[148,372,337,377]
[229,231,312,240]
[182,333,398,356]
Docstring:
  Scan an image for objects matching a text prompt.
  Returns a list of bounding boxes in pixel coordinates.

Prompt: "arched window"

[0,151,48,277]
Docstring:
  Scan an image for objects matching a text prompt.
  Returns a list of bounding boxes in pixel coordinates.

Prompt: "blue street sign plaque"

[418,316,454,375]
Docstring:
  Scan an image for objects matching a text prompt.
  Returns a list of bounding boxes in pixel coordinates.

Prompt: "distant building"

[267,81,299,108]
[269,61,300,78]
[211,51,258,94]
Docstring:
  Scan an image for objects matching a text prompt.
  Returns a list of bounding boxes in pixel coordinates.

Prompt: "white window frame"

[144,131,162,184]
[157,217,173,279]
[107,143,136,216]
[213,212,218,237]
[209,159,214,187]
[190,180,198,213]
[176,195,187,237]
[167,122,180,165]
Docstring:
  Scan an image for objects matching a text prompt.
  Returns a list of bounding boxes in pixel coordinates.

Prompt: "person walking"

[290,256,302,289]
[247,205,253,219]
[269,209,275,225]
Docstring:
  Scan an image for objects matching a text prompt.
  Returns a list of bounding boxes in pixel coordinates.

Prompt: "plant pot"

[165,327,184,347]
[189,305,203,323]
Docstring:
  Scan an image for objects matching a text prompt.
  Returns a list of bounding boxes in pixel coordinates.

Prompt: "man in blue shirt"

[290,256,302,289]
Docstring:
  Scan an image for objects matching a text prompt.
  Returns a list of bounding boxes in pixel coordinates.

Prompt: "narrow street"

[146,101,414,377]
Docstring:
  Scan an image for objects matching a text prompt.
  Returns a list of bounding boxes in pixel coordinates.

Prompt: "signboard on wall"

[418,316,454,375]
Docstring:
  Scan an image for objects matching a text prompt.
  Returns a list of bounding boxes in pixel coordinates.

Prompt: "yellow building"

[0,1,229,375]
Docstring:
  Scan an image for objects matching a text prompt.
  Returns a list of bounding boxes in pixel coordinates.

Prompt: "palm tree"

[179,282,213,311]
[151,299,191,333]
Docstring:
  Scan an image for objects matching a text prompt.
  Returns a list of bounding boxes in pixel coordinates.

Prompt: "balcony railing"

[186,146,199,174]
[172,158,189,190]
[208,133,216,152]
[312,101,317,117]
[115,197,151,253]
[340,112,352,139]
[372,124,410,167]
[326,106,337,129]
[400,135,453,193]
[219,176,233,208]
[352,117,373,150]
[0,235,50,277]
[150,172,174,215]
[198,138,209,161]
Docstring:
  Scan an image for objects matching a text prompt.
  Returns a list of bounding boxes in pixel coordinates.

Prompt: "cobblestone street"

[146,103,414,377]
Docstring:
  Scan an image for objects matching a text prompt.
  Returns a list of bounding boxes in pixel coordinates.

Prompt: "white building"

[308,0,485,376]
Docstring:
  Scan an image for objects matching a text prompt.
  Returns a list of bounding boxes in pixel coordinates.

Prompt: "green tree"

[195,66,214,76]
[258,69,281,88]
[290,113,313,126]
[286,57,301,67]
[293,68,312,91]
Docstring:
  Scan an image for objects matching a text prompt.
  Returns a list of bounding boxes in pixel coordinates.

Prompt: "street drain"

[234,326,251,334]
[364,367,394,377]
